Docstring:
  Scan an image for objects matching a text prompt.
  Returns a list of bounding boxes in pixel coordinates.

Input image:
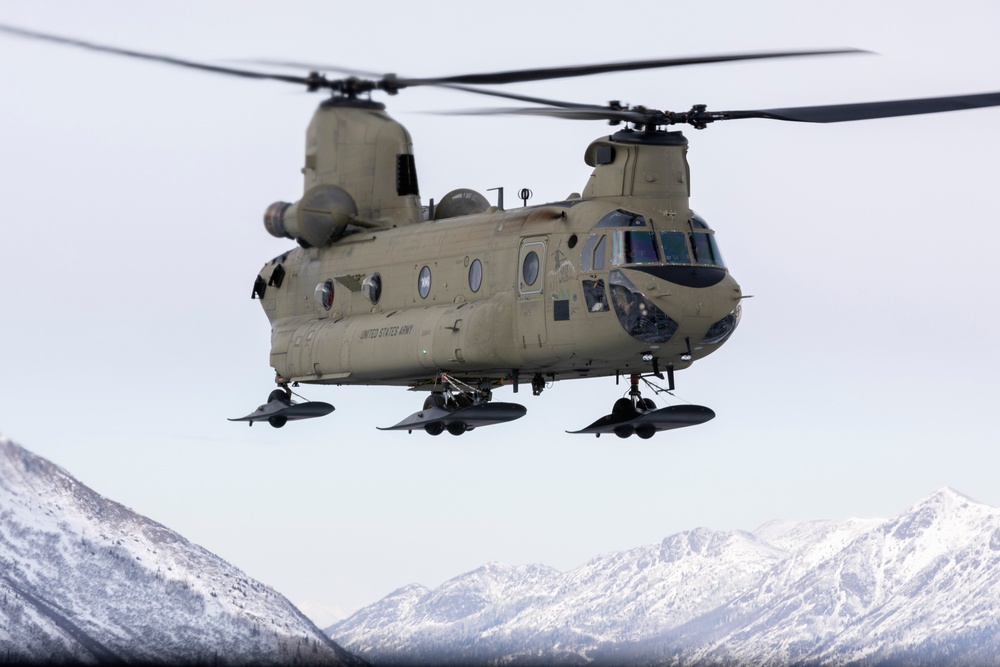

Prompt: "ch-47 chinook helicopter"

[5,25,1000,438]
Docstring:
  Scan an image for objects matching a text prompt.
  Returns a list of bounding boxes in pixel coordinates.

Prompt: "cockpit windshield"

[592,208,726,270]
[611,230,659,265]
[659,231,691,264]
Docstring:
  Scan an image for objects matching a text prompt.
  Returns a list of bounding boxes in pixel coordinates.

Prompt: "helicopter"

[4,25,1000,438]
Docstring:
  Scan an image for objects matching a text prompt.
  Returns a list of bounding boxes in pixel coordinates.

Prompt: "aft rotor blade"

[0,23,318,87]
[446,105,650,124]
[718,91,1000,123]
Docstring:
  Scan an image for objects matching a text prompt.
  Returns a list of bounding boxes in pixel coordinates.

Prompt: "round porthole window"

[418,266,431,299]
[468,258,483,293]
[314,279,334,310]
[522,251,539,287]
[363,273,382,304]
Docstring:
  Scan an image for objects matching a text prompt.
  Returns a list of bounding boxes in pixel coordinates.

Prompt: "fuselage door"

[517,238,547,348]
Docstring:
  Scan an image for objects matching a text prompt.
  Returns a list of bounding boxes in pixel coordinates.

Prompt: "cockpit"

[581,208,739,347]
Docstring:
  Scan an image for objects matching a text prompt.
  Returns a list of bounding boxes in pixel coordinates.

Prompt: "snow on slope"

[0,435,362,664]
[330,487,1000,666]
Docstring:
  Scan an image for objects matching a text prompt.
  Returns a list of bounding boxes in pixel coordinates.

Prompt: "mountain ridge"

[0,434,361,664]
[330,486,1000,665]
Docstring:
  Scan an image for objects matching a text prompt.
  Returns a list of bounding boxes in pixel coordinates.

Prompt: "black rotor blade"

[456,90,1000,129]
[392,49,870,86]
[241,59,385,79]
[442,105,649,124]
[246,49,868,89]
[0,23,317,87]
[718,91,1000,123]
[440,84,591,109]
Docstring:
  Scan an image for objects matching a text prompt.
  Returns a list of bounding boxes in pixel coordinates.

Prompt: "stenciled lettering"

[359,323,415,341]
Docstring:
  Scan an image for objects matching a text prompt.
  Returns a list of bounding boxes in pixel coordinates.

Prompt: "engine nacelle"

[264,184,358,247]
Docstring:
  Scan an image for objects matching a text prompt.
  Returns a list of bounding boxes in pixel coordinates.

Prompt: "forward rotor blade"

[440,85,592,109]
[246,49,869,89]
[239,59,385,79]
[718,91,1000,123]
[0,24,316,87]
[393,49,869,86]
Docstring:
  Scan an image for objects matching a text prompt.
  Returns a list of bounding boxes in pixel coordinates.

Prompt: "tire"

[268,416,287,428]
[424,422,444,436]
[614,425,633,439]
[423,393,446,411]
[612,398,634,416]
[636,425,656,439]
[268,389,289,403]
[447,422,468,436]
[639,398,656,411]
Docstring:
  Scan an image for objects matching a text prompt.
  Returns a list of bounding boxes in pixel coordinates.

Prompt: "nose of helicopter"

[609,267,743,359]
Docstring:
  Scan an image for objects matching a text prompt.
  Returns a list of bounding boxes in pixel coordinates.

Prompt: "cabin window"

[469,259,483,293]
[314,279,334,310]
[363,273,382,304]
[522,251,540,287]
[659,232,691,264]
[418,266,431,299]
[611,230,660,266]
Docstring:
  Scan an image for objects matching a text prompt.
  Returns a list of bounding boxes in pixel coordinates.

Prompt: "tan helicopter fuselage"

[253,100,743,391]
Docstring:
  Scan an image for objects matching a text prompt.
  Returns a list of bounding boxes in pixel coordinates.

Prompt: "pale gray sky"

[2,0,999,625]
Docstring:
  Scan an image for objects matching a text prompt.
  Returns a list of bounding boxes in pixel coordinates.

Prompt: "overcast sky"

[2,0,999,626]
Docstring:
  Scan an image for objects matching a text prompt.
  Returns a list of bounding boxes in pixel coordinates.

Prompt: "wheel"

[423,393,446,410]
[636,425,656,439]
[268,389,289,403]
[614,425,633,439]
[447,422,468,436]
[268,416,287,428]
[612,398,635,416]
[424,422,444,436]
[639,398,656,411]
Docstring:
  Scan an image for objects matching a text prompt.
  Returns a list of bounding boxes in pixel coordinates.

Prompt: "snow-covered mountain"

[329,488,1000,665]
[0,435,362,664]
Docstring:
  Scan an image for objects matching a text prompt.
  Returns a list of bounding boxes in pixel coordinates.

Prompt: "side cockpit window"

[690,232,726,268]
[581,234,607,272]
[582,279,609,312]
[596,209,646,228]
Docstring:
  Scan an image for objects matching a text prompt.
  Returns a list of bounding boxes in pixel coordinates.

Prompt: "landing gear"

[268,388,291,403]
[267,388,292,427]
[379,373,527,435]
[568,373,715,438]
[228,384,335,428]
